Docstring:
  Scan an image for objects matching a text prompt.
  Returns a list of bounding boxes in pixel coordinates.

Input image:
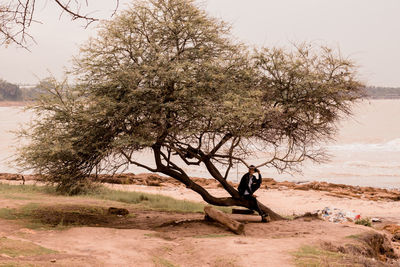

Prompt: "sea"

[1,99,400,188]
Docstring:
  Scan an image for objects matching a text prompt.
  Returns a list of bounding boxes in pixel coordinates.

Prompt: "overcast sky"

[0,0,399,86]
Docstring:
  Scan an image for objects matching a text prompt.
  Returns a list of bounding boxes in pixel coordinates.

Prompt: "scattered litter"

[315,207,362,223]
[371,217,381,222]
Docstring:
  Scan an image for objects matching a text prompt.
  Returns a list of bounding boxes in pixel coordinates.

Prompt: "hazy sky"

[0,0,399,86]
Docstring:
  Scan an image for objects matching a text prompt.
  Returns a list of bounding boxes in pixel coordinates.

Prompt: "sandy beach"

[1,174,400,266]
[0,173,400,267]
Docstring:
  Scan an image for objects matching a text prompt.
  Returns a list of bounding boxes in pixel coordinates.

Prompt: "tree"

[0,79,22,100]
[0,0,119,48]
[17,0,364,220]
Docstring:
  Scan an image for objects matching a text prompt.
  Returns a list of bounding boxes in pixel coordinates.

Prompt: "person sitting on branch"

[238,165,270,222]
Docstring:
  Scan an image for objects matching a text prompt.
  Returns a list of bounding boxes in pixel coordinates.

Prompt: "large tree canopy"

[17,0,364,220]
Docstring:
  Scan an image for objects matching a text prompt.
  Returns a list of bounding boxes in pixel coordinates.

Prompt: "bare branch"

[207,133,233,157]
[53,0,97,23]
[120,150,158,172]
[0,0,119,48]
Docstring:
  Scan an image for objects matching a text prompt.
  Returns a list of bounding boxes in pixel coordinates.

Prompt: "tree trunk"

[257,201,284,221]
[152,146,285,222]
[204,206,244,235]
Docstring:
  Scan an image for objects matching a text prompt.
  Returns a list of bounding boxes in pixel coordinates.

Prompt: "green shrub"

[355,218,372,227]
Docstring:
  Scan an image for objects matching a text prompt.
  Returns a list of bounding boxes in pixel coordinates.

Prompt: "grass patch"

[0,203,40,221]
[153,256,179,267]
[33,205,111,228]
[2,195,33,200]
[0,237,57,258]
[282,215,295,220]
[213,257,240,267]
[0,263,35,267]
[0,208,18,220]
[0,203,115,229]
[0,183,231,214]
[355,218,372,227]
[0,203,58,229]
[292,246,360,267]
[346,234,361,239]
[0,183,54,195]
[81,187,232,214]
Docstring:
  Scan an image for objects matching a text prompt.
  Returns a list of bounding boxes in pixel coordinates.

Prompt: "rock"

[145,175,162,186]
[108,207,129,216]
[294,184,310,190]
[324,232,398,262]
[383,224,400,235]
[392,233,400,242]
[361,232,398,260]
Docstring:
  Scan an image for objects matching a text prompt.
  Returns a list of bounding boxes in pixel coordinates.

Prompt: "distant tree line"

[0,79,45,101]
[365,87,400,99]
[1,78,400,101]
[0,79,21,100]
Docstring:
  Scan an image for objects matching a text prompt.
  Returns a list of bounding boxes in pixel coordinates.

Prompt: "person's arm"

[238,174,248,195]
[252,170,262,191]
[257,171,262,184]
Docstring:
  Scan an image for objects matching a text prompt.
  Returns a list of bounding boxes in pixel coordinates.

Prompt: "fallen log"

[204,206,244,235]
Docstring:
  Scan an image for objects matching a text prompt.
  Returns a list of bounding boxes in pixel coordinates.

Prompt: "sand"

[1,178,400,266]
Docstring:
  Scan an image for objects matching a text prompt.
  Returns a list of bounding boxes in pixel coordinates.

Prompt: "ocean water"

[1,99,399,188]
[266,99,400,188]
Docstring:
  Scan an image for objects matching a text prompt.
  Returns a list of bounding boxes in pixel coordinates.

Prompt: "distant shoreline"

[2,96,400,107]
[1,172,399,202]
[0,101,28,107]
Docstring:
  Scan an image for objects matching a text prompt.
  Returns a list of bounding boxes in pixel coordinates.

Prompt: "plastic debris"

[315,207,361,223]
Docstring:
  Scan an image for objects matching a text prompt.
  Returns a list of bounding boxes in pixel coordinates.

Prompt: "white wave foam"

[328,138,400,152]
[344,161,400,169]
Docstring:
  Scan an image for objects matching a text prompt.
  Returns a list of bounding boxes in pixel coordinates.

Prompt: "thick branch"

[153,145,239,205]
[202,158,240,199]
[207,133,233,157]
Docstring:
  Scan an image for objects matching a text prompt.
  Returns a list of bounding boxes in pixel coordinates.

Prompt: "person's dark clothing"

[242,195,265,216]
[238,172,262,196]
[237,172,266,217]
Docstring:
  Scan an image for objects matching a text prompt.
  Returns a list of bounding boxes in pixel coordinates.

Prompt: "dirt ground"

[1,188,400,267]
[0,210,379,267]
